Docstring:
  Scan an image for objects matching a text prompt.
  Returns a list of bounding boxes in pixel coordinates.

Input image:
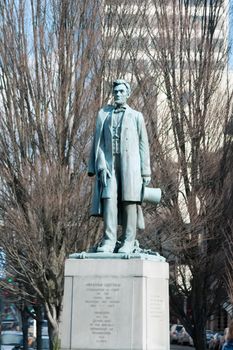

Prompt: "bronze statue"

[88,79,151,254]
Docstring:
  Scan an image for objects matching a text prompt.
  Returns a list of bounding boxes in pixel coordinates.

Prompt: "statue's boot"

[118,240,135,254]
[96,240,116,253]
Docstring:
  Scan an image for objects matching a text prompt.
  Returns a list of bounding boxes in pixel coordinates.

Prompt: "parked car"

[1,319,20,331]
[206,330,214,348]
[209,332,224,350]
[170,324,184,344]
[0,330,23,350]
[177,326,194,346]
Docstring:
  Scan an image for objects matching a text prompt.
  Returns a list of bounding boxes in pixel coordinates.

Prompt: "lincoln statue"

[88,79,151,254]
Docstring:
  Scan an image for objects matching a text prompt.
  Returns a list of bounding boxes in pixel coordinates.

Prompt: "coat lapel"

[121,104,132,130]
[106,110,113,135]
[95,107,113,162]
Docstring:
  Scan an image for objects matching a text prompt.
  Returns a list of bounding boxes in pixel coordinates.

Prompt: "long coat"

[88,104,151,218]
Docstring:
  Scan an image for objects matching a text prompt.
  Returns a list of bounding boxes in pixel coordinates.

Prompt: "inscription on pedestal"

[147,278,168,348]
[149,295,164,320]
[85,282,120,344]
[72,277,133,349]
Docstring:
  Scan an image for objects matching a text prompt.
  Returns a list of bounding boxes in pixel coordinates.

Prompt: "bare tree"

[0,0,105,347]
[103,0,233,349]
[136,1,232,349]
[220,130,233,309]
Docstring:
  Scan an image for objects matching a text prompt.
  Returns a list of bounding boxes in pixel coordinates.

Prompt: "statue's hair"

[112,79,131,96]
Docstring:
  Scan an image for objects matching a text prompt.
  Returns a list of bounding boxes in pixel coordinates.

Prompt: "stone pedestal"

[60,257,169,350]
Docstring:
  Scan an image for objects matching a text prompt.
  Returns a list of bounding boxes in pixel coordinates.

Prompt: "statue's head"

[112,79,131,106]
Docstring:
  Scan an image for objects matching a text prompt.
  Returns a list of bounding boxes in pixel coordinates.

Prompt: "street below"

[171,345,195,350]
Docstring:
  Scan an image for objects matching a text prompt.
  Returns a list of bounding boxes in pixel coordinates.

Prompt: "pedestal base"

[60,257,169,350]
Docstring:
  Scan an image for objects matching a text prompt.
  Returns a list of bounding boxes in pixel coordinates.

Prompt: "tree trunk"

[193,329,207,350]
[21,306,29,350]
[45,303,60,350]
[48,322,60,350]
[192,271,207,350]
[35,305,43,350]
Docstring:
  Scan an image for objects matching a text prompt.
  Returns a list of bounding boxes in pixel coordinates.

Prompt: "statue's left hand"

[142,176,151,186]
[99,169,111,187]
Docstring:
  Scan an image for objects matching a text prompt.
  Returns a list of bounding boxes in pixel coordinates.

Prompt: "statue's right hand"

[99,169,111,187]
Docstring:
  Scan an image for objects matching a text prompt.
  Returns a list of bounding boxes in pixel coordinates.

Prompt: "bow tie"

[114,107,126,114]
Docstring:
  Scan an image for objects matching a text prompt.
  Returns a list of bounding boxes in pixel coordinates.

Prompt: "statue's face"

[113,84,129,106]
